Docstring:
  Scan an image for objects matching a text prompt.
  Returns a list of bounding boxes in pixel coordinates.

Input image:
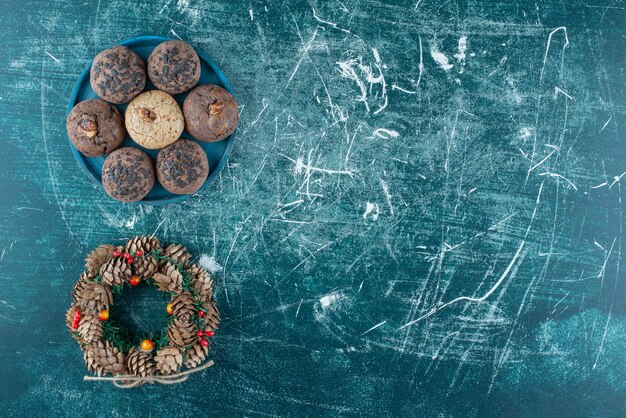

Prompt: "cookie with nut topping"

[125,90,184,149]
[66,99,125,157]
[183,84,239,142]
[90,45,146,104]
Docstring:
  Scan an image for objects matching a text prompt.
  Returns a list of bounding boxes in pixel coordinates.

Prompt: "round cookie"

[125,90,184,149]
[66,99,125,157]
[147,40,201,95]
[156,139,209,195]
[90,45,146,104]
[183,84,239,142]
[102,147,155,202]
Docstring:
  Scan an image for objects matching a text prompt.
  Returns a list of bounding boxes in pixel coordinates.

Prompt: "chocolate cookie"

[148,40,201,95]
[125,90,184,149]
[183,84,239,142]
[66,99,125,157]
[102,147,155,202]
[90,45,146,104]
[156,139,209,195]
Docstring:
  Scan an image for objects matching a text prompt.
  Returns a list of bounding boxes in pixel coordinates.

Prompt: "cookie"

[183,84,239,142]
[148,40,201,95]
[90,45,146,104]
[66,99,125,157]
[102,147,155,202]
[156,139,209,195]
[125,90,184,149]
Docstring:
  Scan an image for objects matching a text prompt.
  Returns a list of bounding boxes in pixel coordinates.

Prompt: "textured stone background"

[0,0,624,415]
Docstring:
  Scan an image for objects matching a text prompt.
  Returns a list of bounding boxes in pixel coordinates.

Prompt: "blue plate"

[67,36,236,205]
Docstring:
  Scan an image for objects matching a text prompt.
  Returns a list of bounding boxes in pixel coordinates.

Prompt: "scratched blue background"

[0,0,625,416]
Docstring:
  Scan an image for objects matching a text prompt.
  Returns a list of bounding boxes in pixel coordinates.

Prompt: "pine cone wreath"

[185,342,209,369]
[77,313,103,344]
[69,237,219,385]
[133,255,159,279]
[126,348,156,377]
[100,256,131,286]
[154,346,183,375]
[83,341,126,376]
[75,281,112,313]
[187,264,214,301]
[153,262,183,293]
[168,318,197,348]
[126,235,161,255]
[169,292,195,321]
[85,244,119,274]
[162,243,191,266]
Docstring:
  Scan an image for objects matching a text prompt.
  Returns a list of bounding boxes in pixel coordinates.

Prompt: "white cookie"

[125,90,184,149]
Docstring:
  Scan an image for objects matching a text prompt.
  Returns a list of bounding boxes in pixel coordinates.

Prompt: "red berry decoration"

[205,330,215,337]
[129,276,141,287]
[197,310,204,318]
[113,250,122,257]
[127,256,134,264]
[199,338,209,347]
[72,309,81,329]
[196,331,203,337]
[135,250,143,257]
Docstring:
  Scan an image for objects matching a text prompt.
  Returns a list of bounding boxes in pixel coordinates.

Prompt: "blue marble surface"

[0,0,624,416]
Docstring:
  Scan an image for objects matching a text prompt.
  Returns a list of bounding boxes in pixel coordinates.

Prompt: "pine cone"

[75,281,112,313]
[133,255,159,279]
[162,243,191,266]
[72,272,94,302]
[154,346,183,375]
[202,300,220,332]
[126,347,156,377]
[167,318,197,348]
[126,235,161,255]
[99,256,131,286]
[184,341,209,368]
[161,261,183,280]
[85,244,119,274]
[153,262,183,293]
[66,305,81,342]
[83,340,126,376]
[170,292,195,321]
[187,264,214,301]
[77,313,103,344]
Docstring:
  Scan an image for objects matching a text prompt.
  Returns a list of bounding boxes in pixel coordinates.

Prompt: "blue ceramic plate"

[67,36,236,205]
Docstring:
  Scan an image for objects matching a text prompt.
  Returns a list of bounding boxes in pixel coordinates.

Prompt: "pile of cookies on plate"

[66,40,238,202]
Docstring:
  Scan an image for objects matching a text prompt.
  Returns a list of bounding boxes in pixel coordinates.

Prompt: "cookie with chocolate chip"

[66,99,125,157]
[148,40,201,95]
[90,45,146,104]
[125,90,184,149]
[156,139,209,195]
[183,84,239,142]
[102,147,155,202]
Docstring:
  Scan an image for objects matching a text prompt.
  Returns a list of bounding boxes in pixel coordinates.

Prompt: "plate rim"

[67,35,236,206]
